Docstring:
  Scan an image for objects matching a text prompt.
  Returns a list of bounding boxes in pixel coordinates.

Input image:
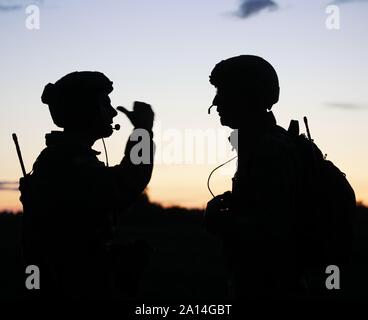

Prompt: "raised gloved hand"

[117,101,154,131]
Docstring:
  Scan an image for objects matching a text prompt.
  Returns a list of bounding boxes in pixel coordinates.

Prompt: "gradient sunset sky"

[0,0,367,211]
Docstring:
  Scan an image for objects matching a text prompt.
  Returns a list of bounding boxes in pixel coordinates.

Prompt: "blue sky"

[0,0,367,209]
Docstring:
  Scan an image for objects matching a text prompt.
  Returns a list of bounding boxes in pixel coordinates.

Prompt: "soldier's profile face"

[213,88,243,129]
[90,93,118,138]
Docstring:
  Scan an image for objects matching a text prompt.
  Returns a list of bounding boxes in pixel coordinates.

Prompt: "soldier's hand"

[204,191,233,235]
[117,102,154,131]
[206,191,232,215]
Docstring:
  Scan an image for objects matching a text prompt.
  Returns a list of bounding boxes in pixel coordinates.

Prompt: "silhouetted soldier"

[205,55,302,299]
[19,71,154,299]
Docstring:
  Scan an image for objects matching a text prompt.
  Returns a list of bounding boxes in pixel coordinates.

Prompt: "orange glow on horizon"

[0,188,368,212]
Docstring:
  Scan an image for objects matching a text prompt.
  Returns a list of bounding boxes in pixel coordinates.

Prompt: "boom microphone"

[208,104,215,114]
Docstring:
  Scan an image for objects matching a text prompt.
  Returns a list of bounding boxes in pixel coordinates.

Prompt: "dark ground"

[1,195,368,300]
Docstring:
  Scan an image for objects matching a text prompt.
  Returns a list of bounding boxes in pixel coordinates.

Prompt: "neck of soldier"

[236,110,276,134]
[63,128,98,148]
[234,110,276,173]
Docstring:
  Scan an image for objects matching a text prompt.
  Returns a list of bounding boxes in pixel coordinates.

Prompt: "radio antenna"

[303,116,313,142]
[12,133,27,177]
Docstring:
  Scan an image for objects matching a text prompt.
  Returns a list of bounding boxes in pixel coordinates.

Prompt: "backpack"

[287,118,356,273]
